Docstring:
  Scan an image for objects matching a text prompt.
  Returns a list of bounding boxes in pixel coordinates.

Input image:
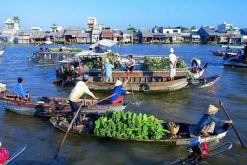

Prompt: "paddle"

[219,100,246,148]
[126,74,137,111]
[54,93,117,158]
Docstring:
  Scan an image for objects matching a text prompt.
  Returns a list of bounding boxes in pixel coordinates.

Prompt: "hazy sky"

[0,0,246,30]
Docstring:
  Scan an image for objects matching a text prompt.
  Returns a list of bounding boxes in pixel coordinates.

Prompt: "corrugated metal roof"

[31,31,46,38]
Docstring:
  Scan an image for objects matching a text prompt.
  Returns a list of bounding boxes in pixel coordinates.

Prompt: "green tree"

[13,16,20,24]
[127,24,136,33]
[190,26,197,30]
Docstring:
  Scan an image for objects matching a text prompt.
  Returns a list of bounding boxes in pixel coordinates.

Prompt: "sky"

[0,0,246,30]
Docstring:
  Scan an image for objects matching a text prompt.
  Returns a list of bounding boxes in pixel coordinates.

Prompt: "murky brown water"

[0,45,246,165]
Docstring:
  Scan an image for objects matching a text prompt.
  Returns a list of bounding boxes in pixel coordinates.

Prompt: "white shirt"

[69,81,96,102]
[169,53,177,68]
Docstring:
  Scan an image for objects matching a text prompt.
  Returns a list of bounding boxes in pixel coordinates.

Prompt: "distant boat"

[0,46,6,56]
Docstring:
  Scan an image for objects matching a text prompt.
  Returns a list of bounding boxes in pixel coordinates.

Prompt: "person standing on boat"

[169,48,177,81]
[244,41,247,62]
[107,80,131,105]
[13,77,29,100]
[125,55,135,73]
[68,74,98,127]
[196,104,232,137]
[102,58,114,82]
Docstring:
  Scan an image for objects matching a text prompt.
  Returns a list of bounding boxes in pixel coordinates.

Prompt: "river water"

[0,44,246,165]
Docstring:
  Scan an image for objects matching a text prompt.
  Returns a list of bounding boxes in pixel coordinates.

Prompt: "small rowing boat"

[0,94,128,117]
[189,75,220,88]
[50,113,229,145]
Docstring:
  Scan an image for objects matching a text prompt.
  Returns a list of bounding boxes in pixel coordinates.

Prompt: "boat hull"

[50,117,229,146]
[0,95,127,116]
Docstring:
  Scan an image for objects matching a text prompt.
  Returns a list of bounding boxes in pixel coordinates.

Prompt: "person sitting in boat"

[196,104,232,137]
[102,58,114,82]
[191,58,201,73]
[107,80,131,105]
[68,74,98,127]
[125,55,135,73]
[13,77,29,100]
[244,41,247,62]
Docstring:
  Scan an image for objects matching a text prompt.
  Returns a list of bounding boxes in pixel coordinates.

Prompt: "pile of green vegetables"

[82,53,120,69]
[48,48,83,53]
[141,57,187,71]
[94,111,170,140]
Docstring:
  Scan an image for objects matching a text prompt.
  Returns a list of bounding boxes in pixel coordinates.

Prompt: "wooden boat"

[72,70,189,92]
[190,63,208,79]
[50,114,229,145]
[0,94,128,117]
[210,50,225,56]
[223,55,247,67]
[188,75,220,88]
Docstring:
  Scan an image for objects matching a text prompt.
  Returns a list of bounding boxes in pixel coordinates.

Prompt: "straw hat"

[170,48,174,53]
[208,104,219,115]
[114,80,123,87]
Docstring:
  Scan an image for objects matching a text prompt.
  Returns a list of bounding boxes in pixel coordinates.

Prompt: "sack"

[167,122,180,135]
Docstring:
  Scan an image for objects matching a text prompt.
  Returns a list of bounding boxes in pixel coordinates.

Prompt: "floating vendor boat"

[53,53,189,92]
[73,70,189,92]
[50,111,230,145]
[210,50,225,56]
[0,93,128,117]
[223,54,247,67]
[188,75,220,88]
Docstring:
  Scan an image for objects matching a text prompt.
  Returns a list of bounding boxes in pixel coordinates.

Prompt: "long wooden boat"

[210,50,225,56]
[0,94,128,117]
[188,75,220,88]
[223,55,247,67]
[50,114,229,145]
[72,70,188,92]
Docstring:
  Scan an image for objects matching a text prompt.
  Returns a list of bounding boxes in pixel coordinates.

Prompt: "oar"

[54,93,117,158]
[126,74,137,111]
[219,100,246,148]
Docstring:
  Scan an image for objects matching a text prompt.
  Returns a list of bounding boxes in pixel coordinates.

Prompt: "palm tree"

[127,24,136,33]
[13,16,20,24]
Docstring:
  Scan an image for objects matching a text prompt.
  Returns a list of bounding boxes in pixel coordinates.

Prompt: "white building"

[31,27,42,31]
[217,22,233,31]
[4,18,20,30]
[159,27,181,34]
[50,25,63,32]
[87,17,97,30]
[0,18,20,43]
[91,24,103,43]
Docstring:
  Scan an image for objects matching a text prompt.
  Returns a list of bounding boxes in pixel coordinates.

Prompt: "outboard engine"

[187,136,209,161]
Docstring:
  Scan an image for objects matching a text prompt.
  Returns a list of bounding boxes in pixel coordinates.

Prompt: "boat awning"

[90,39,118,49]
[221,45,244,49]
[74,50,93,57]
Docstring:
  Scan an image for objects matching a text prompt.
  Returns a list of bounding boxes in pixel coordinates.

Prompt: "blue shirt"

[196,114,226,133]
[108,85,127,102]
[13,83,26,98]
[103,63,114,77]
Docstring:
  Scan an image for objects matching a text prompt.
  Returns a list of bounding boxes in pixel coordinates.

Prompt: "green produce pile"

[94,110,170,140]
[48,48,83,53]
[82,53,120,69]
[141,57,187,71]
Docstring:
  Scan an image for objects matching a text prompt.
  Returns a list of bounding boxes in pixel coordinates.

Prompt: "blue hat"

[83,74,89,81]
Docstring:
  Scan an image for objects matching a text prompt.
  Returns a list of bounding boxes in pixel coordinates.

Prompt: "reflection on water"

[0,45,246,164]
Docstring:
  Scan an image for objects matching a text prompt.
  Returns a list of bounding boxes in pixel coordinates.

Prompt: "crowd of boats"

[1,40,246,164]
